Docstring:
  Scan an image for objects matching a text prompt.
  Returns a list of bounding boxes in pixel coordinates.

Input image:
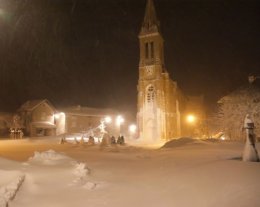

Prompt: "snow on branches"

[216,85,260,141]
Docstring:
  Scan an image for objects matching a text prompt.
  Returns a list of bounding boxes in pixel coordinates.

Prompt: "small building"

[56,105,119,137]
[18,99,57,137]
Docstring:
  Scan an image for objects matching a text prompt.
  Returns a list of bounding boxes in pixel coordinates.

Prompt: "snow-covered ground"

[0,137,260,207]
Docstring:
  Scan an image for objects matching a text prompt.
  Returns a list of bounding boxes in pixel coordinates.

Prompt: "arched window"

[145,42,149,59]
[145,41,154,59]
[146,85,155,103]
[150,42,154,58]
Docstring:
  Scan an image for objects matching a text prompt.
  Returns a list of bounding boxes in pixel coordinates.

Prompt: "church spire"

[140,0,160,35]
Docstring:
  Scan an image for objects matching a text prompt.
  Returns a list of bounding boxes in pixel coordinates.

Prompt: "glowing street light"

[54,112,65,119]
[54,113,60,119]
[104,116,112,123]
[129,124,137,133]
[116,115,124,136]
[186,114,196,124]
[116,115,124,126]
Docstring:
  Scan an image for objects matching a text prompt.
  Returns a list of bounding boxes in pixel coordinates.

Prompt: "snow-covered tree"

[216,84,260,141]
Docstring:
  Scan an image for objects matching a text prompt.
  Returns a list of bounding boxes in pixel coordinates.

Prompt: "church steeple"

[137,0,182,143]
[138,0,164,68]
[140,0,160,35]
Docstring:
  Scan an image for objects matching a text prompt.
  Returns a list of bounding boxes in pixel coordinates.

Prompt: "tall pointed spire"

[140,0,160,35]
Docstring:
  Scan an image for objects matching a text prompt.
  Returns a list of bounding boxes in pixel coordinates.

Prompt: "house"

[56,105,119,137]
[18,99,57,137]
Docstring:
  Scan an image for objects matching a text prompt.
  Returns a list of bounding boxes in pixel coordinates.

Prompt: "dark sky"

[0,0,259,115]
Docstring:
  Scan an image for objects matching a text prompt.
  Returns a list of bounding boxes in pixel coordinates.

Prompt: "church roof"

[140,0,160,35]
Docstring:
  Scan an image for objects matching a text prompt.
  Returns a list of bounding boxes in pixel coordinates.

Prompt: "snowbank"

[27,150,73,165]
[161,137,206,148]
[73,162,90,177]
[0,171,25,207]
[26,150,98,191]
[1,139,259,207]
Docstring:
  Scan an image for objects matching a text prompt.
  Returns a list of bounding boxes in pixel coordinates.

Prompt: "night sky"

[0,0,259,116]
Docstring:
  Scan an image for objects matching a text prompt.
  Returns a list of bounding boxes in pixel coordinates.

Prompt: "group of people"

[10,128,24,139]
[110,135,125,145]
[60,134,125,146]
[100,134,125,147]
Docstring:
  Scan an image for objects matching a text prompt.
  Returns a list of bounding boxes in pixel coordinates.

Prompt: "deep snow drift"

[0,137,260,207]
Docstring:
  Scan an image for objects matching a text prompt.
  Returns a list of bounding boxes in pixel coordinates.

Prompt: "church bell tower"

[137,0,168,142]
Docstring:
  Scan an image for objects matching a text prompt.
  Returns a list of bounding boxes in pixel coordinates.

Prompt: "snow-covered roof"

[58,105,118,117]
[31,122,56,129]
[18,99,56,112]
[218,84,260,104]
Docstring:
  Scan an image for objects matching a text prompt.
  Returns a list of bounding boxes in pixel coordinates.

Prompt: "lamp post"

[186,114,197,137]
[128,124,137,139]
[116,115,124,136]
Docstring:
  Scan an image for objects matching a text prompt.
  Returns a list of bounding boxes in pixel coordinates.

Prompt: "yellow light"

[220,135,225,140]
[54,113,60,119]
[104,116,112,123]
[54,112,65,119]
[116,115,124,126]
[129,124,137,133]
[187,114,196,123]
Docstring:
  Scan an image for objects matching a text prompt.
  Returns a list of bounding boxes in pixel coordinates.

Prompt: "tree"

[216,84,260,141]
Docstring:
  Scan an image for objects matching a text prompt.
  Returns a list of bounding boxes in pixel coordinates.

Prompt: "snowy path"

[0,138,260,207]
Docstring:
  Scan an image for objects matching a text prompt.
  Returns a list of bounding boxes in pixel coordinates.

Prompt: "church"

[137,0,189,142]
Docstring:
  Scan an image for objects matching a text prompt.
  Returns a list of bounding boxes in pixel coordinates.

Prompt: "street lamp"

[104,116,112,124]
[186,114,197,137]
[186,114,196,124]
[128,124,137,139]
[116,115,124,135]
[129,124,137,133]
[116,115,124,126]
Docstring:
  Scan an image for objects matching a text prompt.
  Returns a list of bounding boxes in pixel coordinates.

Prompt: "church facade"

[137,0,186,142]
